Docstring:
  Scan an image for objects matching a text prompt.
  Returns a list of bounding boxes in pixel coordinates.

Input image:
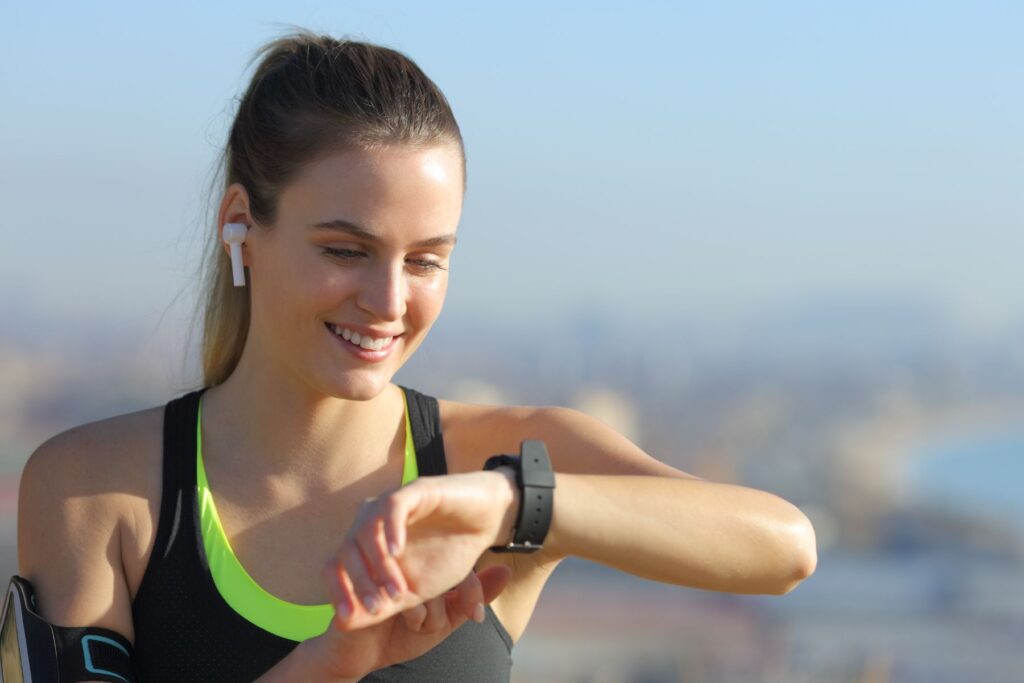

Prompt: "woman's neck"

[198,349,405,496]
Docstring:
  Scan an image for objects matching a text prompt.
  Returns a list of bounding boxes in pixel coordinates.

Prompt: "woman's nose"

[356,260,406,322]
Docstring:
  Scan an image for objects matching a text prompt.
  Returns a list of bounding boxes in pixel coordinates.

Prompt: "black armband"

[1,575,136,682]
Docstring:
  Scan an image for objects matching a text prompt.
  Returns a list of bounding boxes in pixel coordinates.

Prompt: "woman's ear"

[217,183,254,265]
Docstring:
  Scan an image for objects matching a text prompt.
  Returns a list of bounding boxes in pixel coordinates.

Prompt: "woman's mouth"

[325,323,401,361]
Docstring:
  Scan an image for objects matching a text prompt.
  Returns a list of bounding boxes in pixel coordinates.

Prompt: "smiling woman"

[14,25,815,683]
[224,143,463,401]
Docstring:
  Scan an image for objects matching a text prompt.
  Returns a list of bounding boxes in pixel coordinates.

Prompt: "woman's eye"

[321,248,445,273]
[322,247,365,260]
[407,259,447,273]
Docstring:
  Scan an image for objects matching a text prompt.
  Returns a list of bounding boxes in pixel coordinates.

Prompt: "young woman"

[17,30,817,682]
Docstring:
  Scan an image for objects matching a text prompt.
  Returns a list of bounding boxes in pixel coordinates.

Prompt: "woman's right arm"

[251,641,360,683]
[17,427,138,682]
[17,427,507,683]
[17,426,370,683]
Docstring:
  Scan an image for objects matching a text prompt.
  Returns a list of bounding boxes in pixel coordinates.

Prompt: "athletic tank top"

[130,386,514,682]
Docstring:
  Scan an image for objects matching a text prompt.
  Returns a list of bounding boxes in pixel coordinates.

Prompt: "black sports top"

[130,386,514,682]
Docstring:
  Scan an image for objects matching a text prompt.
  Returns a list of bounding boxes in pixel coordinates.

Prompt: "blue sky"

[2,1,1022,341]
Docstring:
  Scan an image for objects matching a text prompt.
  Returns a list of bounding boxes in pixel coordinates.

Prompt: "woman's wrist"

[491,466,521,547]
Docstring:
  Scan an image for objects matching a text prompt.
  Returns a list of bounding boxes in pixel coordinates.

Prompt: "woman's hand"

[322,471,516,631]
[303,564,512,681]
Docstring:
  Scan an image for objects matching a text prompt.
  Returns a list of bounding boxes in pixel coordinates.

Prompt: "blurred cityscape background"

[2,2,1023,682]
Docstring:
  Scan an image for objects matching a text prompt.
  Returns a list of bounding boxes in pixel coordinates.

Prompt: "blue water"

[905,428,1024,529]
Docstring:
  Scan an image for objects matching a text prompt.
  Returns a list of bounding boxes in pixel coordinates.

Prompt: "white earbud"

[222,222,248,287]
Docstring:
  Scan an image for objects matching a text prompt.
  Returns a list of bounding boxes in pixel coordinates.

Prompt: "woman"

[17,30,817,682]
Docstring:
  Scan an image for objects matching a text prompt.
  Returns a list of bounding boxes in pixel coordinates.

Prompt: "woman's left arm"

[325,404,818,631]
[494,406,818,596]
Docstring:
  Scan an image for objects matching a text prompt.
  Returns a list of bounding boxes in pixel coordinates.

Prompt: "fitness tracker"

[0,574,136,682]
[482,440,555,553]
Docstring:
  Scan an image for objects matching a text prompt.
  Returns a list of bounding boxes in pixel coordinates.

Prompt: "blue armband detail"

[2,575,136,682]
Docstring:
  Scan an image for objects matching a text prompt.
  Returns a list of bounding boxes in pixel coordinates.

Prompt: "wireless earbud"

[222,222,248,287]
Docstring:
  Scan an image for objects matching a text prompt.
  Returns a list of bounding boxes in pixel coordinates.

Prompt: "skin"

[208,142,506,678]
[205,143,464,487]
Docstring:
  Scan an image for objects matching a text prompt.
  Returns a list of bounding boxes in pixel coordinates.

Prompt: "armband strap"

[54,624,135,682]
[2,575,136,682]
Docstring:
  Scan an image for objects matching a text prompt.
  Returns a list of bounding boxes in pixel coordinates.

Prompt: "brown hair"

[191,29,465,388]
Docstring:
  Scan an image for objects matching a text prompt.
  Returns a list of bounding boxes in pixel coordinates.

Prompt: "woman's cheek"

[412,278,447,315]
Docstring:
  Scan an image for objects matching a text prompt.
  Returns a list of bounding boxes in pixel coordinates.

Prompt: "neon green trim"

[401,388,418,485]
[196,388,419,641]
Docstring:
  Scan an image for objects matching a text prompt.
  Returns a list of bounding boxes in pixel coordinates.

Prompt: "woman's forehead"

[297,144,462,187]
[279,145,464,237]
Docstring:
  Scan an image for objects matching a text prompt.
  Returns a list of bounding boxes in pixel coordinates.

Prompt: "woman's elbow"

[778,518,818,595]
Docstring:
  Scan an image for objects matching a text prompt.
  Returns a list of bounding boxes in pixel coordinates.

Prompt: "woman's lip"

[326,323,400,362]
[326,322,404,339]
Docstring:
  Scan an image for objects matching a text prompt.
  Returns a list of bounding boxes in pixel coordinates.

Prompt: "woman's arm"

[254,565,512,682]
[18,428,138,681]
[321,401,817,636]
[544,473,815,594]
[252,641,359,683]
[486,406,817,595]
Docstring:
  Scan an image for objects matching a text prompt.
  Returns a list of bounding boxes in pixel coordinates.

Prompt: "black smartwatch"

[482,440,555,553]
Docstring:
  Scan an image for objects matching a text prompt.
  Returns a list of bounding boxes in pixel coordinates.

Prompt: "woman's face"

[240,144,464,400]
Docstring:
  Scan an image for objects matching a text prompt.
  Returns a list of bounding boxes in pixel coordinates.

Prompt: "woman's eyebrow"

[310,219,456,247]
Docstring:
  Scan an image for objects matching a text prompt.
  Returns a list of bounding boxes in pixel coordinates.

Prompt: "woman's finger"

[385,479,442,559]
[420,593,449,633]
[323,559,361,632]
[449,570,486,623]
[401,603,428,632]
[381,483,416,559]
[345,537,389,619]
[354,508,405,600]
[477,565,513,603]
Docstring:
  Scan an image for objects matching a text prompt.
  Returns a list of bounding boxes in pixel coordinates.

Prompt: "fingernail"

[385,581,400,599]
[389,541,400,556]
[473,603,485,623]
[363,594,379,614]
[335,602,350,620]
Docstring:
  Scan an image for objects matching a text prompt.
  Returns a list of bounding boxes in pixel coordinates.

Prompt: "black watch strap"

[483,440,555,553]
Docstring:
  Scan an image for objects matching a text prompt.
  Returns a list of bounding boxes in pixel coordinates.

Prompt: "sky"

[2,0,1022,345]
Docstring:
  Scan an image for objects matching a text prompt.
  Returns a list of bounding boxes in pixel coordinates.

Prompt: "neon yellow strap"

[196,388,419,641]
[401,389,419,485]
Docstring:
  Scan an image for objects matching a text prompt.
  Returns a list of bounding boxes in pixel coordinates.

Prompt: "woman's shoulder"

[435,396,541,428]
[18,403,168,627]
[435,396,575,471]
[26,403,164,474]
[21,403,166,522]
[437,393,700,480]
[437,392,535,423]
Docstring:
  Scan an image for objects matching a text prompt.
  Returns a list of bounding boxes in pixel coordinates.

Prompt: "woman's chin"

[323,371,394,401]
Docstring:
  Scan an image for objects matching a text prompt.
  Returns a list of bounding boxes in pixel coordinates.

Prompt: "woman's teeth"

[328,324,393,352]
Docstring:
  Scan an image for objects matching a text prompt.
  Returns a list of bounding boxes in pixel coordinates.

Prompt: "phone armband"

[1,574,135,682]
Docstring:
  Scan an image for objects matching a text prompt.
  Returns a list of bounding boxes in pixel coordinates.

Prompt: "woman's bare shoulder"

[436,396,539,428]
[25,405,164,489]
[17,404,166,636]
[435,397,550,471]
[20,404,166,536]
